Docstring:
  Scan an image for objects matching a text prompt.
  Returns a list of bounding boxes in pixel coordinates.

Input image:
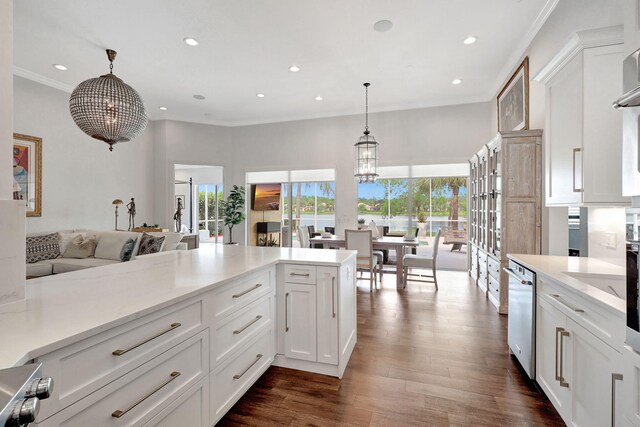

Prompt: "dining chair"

[297,225,310,248]
[402,229,441,290]
[307,225,323,248]
[345,229,379,292]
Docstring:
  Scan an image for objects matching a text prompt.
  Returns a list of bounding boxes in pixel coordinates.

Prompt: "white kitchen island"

[0,245,357,426]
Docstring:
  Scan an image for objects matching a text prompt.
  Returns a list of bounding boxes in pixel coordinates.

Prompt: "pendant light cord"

[364,82,370,135]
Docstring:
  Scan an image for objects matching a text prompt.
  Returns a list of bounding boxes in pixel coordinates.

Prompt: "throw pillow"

[26,232,61,264]
[137,233,166,256]
[58,232,86,255]
[63,235,97,259]
[120,238,137,262]
[94,232,139,261]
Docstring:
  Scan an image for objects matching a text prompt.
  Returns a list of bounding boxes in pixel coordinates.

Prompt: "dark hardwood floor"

[220,270,565,426]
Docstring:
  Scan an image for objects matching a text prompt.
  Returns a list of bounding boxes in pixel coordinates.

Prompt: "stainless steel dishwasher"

[505,259,536,379]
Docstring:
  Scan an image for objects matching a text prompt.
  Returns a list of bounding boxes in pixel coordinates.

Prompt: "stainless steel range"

[0,364,53,427]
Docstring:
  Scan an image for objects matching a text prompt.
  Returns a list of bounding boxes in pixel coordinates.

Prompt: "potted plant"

[220,185,246,244]
[357,218,366,229]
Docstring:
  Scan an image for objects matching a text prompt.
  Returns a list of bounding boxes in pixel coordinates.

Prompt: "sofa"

[26,229,186,278]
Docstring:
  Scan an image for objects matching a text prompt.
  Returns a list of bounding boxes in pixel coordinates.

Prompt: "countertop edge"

[3,249,358,368]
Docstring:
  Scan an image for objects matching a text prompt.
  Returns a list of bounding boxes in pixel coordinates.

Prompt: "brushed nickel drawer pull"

[285,292,290,332]
[233,354,263,380]
[550,294,585,313]
[111,371,180,418]
[555,327,563,382]
[232,284,262,298]
[112,323,181,356]
[332,277,336,318]
[233,315,263,335]
[559,330,570,388]
[289,272,310,277]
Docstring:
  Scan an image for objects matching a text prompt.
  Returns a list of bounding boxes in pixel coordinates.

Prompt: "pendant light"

[355,82,379,183]
[69,49,148,151]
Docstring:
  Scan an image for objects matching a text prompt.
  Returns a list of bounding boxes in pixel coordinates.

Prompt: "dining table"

[309,235,419,290]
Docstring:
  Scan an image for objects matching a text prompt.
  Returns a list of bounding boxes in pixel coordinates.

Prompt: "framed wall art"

[497,57,529,132]
[13,133,42,217]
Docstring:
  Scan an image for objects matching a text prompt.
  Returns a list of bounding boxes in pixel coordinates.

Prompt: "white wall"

[231,102,492,244]
[489,0,624,256]
[14,77,156,232]
[152,120,232,230]
[0,0,26,309]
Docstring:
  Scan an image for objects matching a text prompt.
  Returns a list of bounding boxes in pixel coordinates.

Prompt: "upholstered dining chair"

[402,229,441,290]
[345,229,379,292]
[297,225,310,248]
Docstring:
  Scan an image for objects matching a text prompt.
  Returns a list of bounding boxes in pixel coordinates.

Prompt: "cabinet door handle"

[232,283,262,298]
[332,277,336,318]
[112,371,180,418]
[555,327,562,382]
[612,373,623,427]
[559,330,570,388]
[550,294,585,313]
[112,323,181,356]
[285,292,290,332]
[289,272,310,277]
[233,354,263,380]
[572,148,583,193]
[233,315,262,335]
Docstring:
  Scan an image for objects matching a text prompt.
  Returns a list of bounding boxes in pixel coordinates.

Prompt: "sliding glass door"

[290,181,336,247]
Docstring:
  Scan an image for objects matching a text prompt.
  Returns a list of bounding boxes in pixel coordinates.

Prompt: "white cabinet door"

[546,53,583,205]
[316,267,338,365]
[284,282,316,362]
[536,296,571,420]
[623,345,640,426]
[566,318,624,427]
[582,44,626,204]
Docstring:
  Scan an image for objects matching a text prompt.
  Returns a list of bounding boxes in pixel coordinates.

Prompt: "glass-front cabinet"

[487,138,502,257]
[477,147,488,251]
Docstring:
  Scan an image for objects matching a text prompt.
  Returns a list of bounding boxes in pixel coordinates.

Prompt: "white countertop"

[0,245,356,368]
[508,254,625,314]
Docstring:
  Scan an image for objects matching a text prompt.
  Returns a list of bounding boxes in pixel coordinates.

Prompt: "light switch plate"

[605,232,617,248]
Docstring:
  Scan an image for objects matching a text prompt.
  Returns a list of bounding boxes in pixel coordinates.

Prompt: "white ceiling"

[13,0,557,126]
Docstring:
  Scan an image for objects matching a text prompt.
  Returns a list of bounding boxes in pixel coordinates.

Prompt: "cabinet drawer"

[478,250,488,264]
[488,274,500,299]
[210,268,273,322]
[210,329,273,425]
[284,264,317,284]
[539,279,624,349]
[211,295,272,368]
[37,331,209,426]
[143,377,209,427]
[37,299,203,420]
[487,256,501,280]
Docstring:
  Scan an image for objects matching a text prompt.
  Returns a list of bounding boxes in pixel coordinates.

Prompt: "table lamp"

[112,199,123,230]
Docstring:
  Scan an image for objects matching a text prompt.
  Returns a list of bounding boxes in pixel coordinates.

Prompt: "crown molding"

[533,25,624,83]
[13,67,74,93]
[490,0,559,96]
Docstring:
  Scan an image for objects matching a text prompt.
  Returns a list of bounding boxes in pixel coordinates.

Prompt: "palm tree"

[431,177,467,229]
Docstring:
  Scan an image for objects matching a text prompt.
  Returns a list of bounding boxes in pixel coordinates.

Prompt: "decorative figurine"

[173,197,184,232]
[126,197,136,231]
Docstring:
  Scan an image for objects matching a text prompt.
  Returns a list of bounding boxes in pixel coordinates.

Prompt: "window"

[357,179,409,234]
[291,181,336,246]
[197,184,223,242]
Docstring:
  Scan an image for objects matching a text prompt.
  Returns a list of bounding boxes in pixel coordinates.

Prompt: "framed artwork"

[13,133,42,217]
[175,195,185,209]
[497,57,529,132]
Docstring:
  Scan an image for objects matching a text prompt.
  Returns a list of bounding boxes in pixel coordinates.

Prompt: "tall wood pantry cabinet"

[468,130,542,313]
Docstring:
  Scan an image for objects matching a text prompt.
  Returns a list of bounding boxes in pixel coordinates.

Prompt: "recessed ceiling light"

[373,20,393,32]
[53,64,67,71]
[452,78,463,85]
[193,94,206,100]
[159,106,168,111]
[183,37,199,46]
[315,96,323,101]
[463,36,478,45]
[288,65,300,73]
[256,93,265,98]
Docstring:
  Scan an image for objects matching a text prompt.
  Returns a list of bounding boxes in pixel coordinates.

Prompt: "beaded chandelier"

[69,49,148,152]
[354,83,379,183]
